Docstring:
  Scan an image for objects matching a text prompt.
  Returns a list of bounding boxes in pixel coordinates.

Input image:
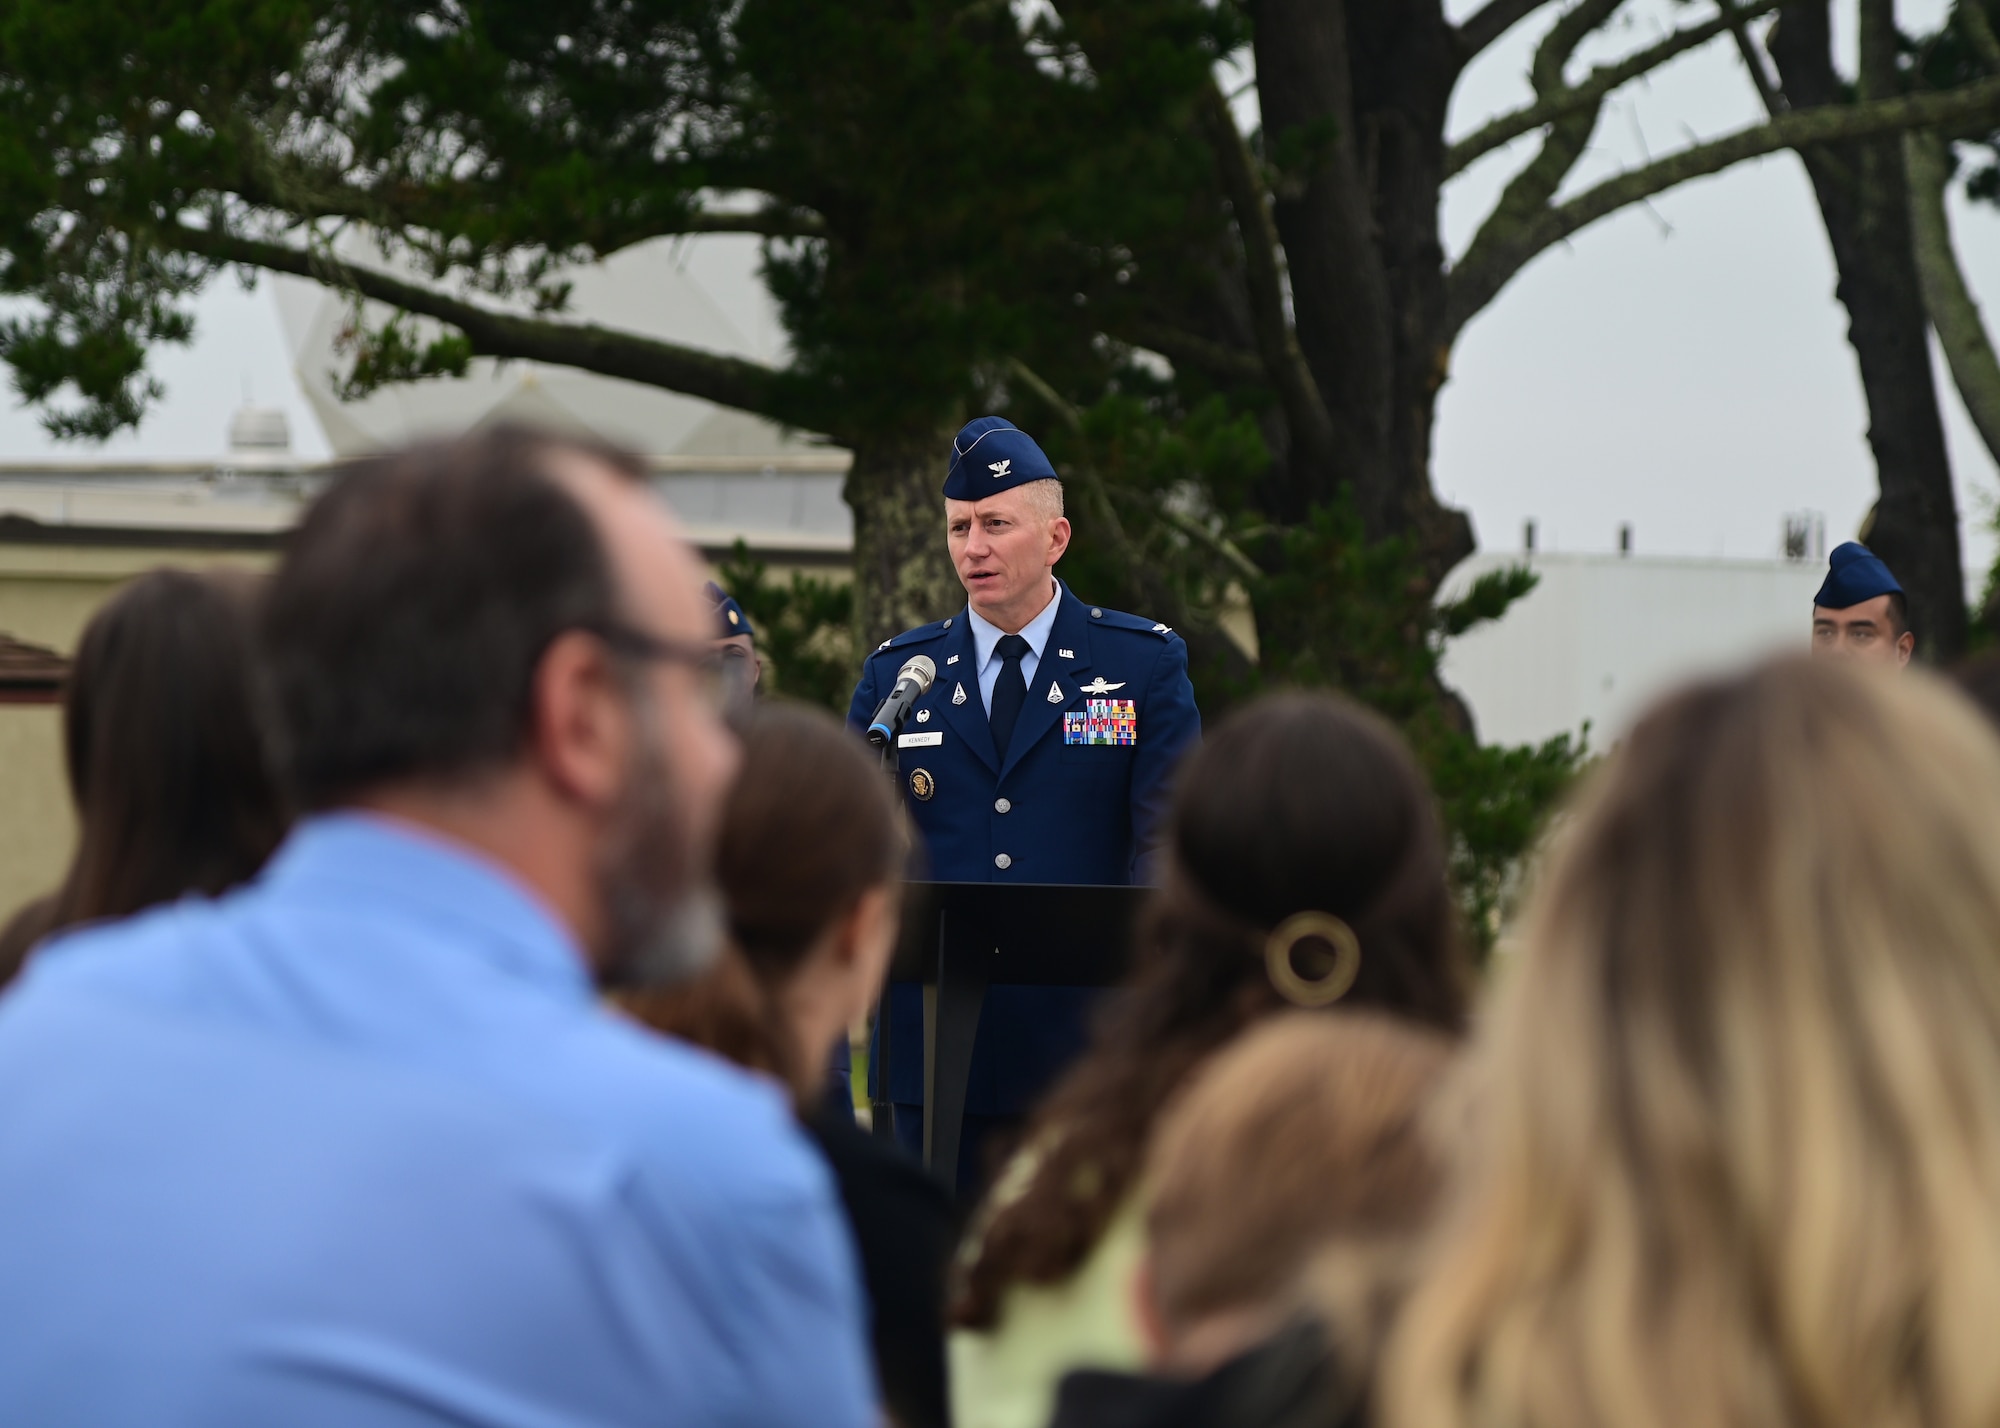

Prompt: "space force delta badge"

[1064,699,1138,746]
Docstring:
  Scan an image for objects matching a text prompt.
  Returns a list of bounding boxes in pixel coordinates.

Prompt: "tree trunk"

[843,430,962,651]
[1350,0,1475,579]
[1251,0,1474,582]
[1772,1,1967,660]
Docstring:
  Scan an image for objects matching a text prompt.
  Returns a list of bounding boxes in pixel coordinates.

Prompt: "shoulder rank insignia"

[1152,623,1170,633]
[878,639,892,650]
[1078,677,1126,695]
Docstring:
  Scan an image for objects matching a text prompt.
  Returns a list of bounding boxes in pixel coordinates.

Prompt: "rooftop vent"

[227,404,291,454]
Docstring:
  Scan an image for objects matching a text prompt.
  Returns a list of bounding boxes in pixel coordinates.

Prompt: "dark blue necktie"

[988,634,1031,760]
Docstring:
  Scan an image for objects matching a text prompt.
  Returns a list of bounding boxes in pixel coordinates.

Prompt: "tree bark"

[1349,0,1474,578]
[1252,0,1396,518]
[1249,0,1472,579]
[843,430,962,651]
[1771,1,1967,659]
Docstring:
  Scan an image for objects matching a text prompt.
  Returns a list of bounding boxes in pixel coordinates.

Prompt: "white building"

[1440,551,1825,749]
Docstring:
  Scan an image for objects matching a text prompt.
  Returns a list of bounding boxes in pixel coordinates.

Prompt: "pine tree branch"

[1906,129,2000,466]
[1119,323,1268,385]
[671,210,828,238]
[1448,0,1782,178]
[1445,76,2000,339]
[1959,0,2000,71]
[167,223,816,433]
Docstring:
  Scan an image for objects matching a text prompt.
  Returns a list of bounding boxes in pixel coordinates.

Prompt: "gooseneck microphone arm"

[867,655,938,751]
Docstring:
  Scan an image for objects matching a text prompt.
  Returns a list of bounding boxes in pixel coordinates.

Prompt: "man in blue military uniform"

[703,580,764,692]
[847,416,1202,1181]
[1810,541,1915,668]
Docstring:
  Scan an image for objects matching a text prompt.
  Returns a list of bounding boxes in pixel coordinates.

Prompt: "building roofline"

[0,513,851,566]
[0,451,854,479]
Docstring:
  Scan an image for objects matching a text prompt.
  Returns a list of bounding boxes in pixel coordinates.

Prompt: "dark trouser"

[887,1103,1023,1199]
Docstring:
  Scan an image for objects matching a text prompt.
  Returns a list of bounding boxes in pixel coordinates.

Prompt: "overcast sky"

[2,0,1995,585]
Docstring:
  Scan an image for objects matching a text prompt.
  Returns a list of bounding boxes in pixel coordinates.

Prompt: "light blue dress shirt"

[0,813,875,1428]
[966,577,1065,714]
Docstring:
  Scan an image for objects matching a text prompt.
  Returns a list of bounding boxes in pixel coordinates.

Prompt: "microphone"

[867,655,937,749]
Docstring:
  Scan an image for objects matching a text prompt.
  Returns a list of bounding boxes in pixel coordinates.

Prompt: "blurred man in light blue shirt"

[0,427,876,1427]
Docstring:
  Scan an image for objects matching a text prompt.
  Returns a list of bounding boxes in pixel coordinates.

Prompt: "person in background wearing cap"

[847,417,1202,1190]
[705,581,763,694]
[705,577,869,1119]
[1812,541,1915,668]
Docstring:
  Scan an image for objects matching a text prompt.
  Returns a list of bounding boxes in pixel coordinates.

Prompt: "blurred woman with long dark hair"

[0,568,288,985]
[627,701,953,1428]
[949,692,1471,1428]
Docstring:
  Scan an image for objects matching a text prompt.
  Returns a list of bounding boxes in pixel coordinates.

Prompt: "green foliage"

[1439,566,1542,639]
[1248,497,1588,949]
[332,307,473,400]
[0,0,1580,942]
[994,388,1585,950]
[0,0,1235,445]
[1970,496,2000,653]
[1426,722,1590,949]
[716,542,856,714]
[1914,0,2000,206]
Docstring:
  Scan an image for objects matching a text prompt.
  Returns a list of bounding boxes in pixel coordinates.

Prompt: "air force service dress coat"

[847,581,1202,1115]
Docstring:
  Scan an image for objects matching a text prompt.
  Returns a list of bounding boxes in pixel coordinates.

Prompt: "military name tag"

[1063,698,1138,746]
[899,731,943,748]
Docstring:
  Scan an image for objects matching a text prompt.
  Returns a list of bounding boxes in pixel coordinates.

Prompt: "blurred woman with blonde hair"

[1384,657,2000,1428]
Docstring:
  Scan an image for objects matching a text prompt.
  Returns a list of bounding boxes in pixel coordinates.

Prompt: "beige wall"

[0,704,73,924]
[0,541,849,925]
[0,544,276,923]
[0,545,274,656]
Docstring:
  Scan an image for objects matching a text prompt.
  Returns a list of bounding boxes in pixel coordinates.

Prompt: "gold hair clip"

[1264,911,1362,1008]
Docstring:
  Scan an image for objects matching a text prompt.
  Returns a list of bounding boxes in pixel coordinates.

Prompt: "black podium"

[874,881,1148,1178]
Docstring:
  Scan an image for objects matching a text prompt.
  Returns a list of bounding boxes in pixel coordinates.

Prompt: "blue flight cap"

[1814,541,1904,611]
[704,580,754,641]
[942,417,1059,500]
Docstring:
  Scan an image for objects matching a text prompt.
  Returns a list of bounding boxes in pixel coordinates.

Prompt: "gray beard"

[593,686,723,991]
[609,886,724,990]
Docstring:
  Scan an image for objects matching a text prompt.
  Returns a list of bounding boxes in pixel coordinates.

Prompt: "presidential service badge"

[909,768,936,801]
[1064,698,1138,746]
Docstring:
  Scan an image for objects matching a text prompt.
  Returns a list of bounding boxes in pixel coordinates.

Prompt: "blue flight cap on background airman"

[1814,541,1903,611]
[704,580,754,640]
[942,416,1059,499]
